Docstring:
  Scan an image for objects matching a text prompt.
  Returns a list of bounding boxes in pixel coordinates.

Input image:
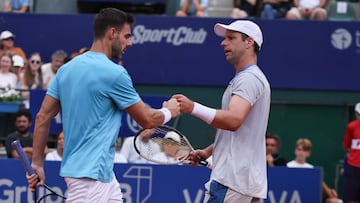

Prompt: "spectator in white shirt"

[45,131,64,161]
[120,129,161,164]
[41,50,67,89]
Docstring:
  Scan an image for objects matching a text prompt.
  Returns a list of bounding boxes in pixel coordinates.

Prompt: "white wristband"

[159,107,171,125]
[191,102,216,124]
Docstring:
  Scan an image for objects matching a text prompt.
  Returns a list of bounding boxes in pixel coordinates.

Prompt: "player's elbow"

[136,116,159,129]
[226,118,243,131]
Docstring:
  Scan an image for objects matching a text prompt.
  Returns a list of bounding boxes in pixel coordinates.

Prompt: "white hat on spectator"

[0,30,15,40]
[12,55,24,67]
[164,131,181,143]
[355,103,360,114]
[214,20,263,49]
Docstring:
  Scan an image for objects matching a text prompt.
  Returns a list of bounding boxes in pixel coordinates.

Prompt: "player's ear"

[108,27,117,40]
[246,37,254,48]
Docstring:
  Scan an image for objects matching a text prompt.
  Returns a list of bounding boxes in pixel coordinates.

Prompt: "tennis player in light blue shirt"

[27,8,180,202]
[47,51,140,182]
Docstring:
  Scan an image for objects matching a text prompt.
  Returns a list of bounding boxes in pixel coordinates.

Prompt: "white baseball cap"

[12,55,24,67]
[164,131,181,143]
[355,103,360,114]
[0,30,15,40]
[214,20,263,49]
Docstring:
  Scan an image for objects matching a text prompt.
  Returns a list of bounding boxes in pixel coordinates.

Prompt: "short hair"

[240,33,260,54]
[93,8,135,40]
[266,132,281,146]
[295,138,312,152]
[15,108,32,122]
[52,50,68,60]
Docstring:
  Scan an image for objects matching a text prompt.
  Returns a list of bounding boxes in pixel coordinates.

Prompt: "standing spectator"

[45,131,64,161]
[231,0,259,18]
[3,0,30,13]
[26,8,179,202]
[173,20,270,202]
[0,53,17,89]
[0,30,27,61]
[120,129,161,163]
[342,102,360,203]
[176,0,208,17]
[266,132,287,166]
[41,49,67,89]
[5,109,33,158]
[285,0,327,20]
[20,52,43,108]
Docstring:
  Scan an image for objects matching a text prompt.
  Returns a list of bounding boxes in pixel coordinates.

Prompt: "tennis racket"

[133,125,208,166]
[11,140,67,203]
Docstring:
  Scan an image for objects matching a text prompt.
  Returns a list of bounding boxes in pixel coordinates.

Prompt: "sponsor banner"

[29,90,168,136]
[0,159,321,203]
[0,14,358,90]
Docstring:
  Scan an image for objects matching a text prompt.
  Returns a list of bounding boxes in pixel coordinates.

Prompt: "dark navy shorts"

[343,163,360,202]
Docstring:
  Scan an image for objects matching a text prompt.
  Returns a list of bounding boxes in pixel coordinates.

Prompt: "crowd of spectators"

[0,29,89,109]
[0,0,358,20]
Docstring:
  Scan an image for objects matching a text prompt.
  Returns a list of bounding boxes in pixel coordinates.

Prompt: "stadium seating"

[328,0,358,21]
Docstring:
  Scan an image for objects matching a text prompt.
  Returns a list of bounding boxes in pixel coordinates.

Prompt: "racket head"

[133,125,193,165]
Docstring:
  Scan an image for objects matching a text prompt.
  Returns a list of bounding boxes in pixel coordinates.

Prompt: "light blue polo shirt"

[47,51,141,182]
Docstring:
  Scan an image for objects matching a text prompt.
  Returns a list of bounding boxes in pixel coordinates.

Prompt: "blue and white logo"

[331,28,352,50]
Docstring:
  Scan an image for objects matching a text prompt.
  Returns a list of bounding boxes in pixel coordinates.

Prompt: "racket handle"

[11,140,35,175]
[199,160,209,167]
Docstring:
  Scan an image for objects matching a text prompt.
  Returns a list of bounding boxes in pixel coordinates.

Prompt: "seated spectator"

[0,30,27,61]
[3,0,30,13]
[287,138,313,168]
[20,52,43,108]
[230,0,259,18]
[287,138,342,203]
[0,53,17,89]
[266,132,287,166]
[45,131,64,161]
[120,129,161,164]
[286,0,328,20]
[176,0,208,17]
[41,49,67,89]
[152,131,182,164]
[260,0,291,19]
[11,54,24,88]
[4,109,48,158]
[114,151,127,164]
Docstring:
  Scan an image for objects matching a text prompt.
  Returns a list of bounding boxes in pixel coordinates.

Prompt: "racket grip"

[11,140,35,175]
[199,160,209,166]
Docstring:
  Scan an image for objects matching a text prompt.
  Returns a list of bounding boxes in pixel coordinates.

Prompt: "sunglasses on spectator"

[30,60,41,64]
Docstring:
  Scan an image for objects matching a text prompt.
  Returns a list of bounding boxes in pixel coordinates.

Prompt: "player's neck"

[90,40,111,59]
[234,57,257,73]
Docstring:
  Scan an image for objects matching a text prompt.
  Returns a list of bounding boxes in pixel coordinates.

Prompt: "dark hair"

[93,8,135,40]
[15,109,32,122]
[240,33,260,54]
[266,132,281,146]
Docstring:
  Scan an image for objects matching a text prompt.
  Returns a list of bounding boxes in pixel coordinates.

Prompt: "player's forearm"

[204,144,213,157]
[32,114,51,166]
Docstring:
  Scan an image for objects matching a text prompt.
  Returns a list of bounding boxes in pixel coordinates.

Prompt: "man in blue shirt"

[27,8,180,202]
[4,0,30,13]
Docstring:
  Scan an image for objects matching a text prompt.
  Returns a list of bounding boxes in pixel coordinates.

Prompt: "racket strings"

[135,127,192,164]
